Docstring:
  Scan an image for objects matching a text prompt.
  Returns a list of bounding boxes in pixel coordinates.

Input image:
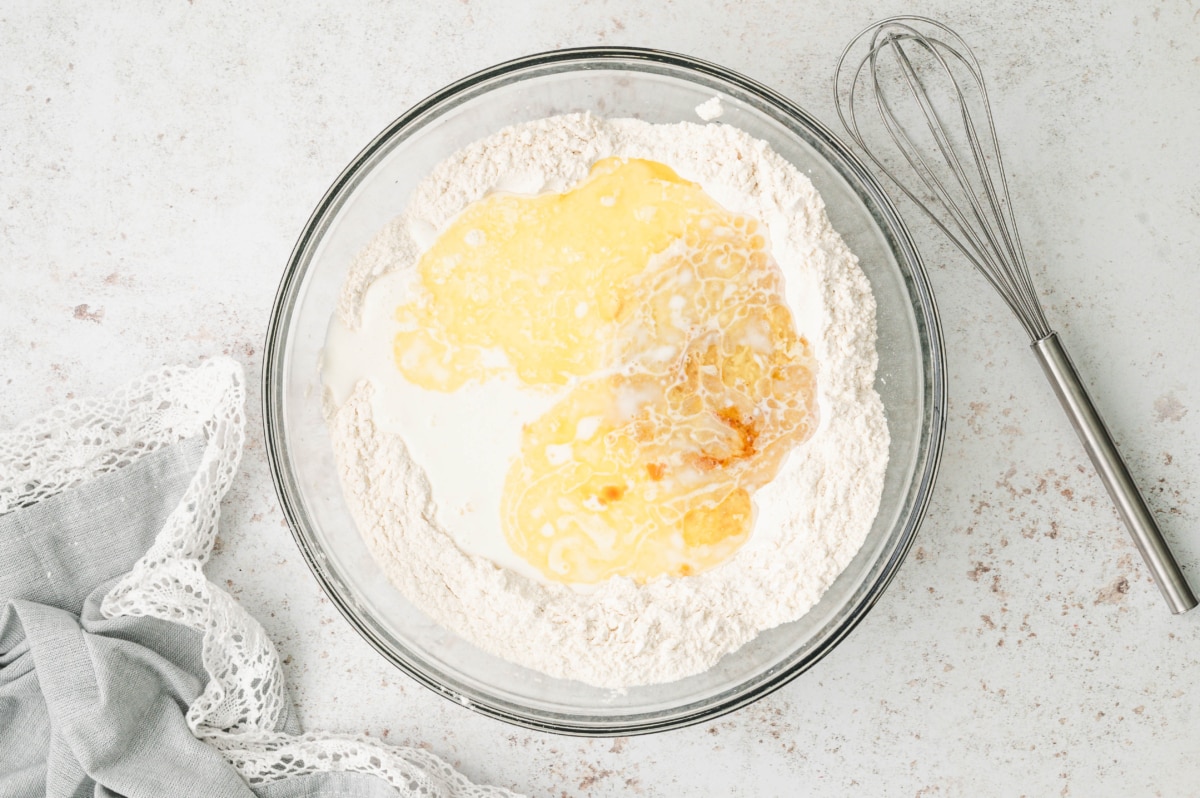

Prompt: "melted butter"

[393,158,699,390]
[393,157,818,584]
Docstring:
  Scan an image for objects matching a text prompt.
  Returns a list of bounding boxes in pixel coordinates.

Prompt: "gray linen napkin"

[0,439,410,798]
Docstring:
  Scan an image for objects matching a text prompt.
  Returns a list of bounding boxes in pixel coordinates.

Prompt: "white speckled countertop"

[3,2,1198,795]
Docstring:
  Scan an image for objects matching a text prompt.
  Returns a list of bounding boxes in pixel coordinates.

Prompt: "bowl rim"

[263,45,947,736]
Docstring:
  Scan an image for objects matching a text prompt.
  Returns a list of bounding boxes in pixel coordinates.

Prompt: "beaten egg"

[391,157,818,584]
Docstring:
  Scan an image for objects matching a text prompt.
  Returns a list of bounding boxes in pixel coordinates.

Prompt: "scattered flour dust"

[695,96,725,121]
[322,112,889,688]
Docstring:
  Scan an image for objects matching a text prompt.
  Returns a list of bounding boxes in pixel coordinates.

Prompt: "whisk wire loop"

[836,16,1052,339]
[833,15,1196,613]
[856,32,1025,329]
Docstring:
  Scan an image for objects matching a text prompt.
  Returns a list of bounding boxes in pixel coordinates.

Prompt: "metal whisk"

[834,16,1196,613]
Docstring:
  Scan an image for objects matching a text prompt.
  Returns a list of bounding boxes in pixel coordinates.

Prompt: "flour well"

[321,113,888,688]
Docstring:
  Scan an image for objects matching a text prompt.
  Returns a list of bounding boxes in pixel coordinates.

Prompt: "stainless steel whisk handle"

[1032,332,1197,613]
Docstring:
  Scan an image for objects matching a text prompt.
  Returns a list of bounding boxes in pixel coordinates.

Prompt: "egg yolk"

[393,157,818,584]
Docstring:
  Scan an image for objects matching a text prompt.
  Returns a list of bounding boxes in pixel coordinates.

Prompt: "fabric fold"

[0,436,253,797]
[9,599,251,798]
[0,360,516,798]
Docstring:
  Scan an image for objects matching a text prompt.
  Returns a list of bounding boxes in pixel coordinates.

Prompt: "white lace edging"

[0,358,516,798]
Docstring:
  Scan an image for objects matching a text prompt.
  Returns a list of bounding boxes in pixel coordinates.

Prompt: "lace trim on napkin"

[0,358,514,798]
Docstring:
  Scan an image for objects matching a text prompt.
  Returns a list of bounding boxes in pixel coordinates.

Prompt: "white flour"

[695,96,725,121]
[322,113,888,688]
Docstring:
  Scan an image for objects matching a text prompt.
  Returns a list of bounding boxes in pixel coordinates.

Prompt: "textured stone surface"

[2,2,1198,795]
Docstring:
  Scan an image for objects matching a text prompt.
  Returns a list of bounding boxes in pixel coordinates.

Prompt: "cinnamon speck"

[1153,393,1188,423]
[73,303,104,323]
[967,562,992,581]
[1094,576,1130,605]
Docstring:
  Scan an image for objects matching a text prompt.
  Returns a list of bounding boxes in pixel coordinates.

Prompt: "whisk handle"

[1032,332,1197,613]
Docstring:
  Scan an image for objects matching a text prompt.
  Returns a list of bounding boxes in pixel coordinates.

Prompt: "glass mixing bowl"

[263,47,945,736]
